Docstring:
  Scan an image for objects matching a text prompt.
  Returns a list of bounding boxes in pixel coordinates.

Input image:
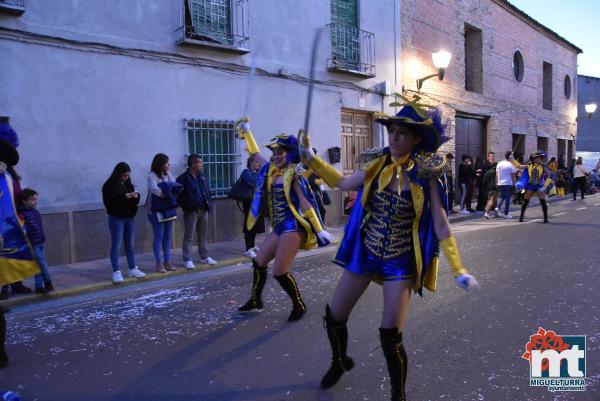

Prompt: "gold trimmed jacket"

[333,149,448,295]
[246,163,324,250]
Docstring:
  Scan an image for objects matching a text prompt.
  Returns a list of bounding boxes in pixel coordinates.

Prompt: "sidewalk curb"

[0,245,340,309]
[1,193,590,309]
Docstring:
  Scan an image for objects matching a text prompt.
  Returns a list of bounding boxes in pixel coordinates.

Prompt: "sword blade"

[243,52,258,118]
[303,28,324,135]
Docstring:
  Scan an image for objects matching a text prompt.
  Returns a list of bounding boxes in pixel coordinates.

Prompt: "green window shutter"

[330,0,360,69]
[188,0,232,45]
[330,0,357,26]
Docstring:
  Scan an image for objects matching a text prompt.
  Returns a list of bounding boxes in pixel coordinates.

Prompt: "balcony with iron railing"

[177,0,249,54]
[0,0,25,15]
[327,22,375,78]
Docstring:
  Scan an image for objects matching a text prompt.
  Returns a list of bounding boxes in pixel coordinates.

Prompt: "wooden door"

[455,117,485,162]
[341,110,372,175]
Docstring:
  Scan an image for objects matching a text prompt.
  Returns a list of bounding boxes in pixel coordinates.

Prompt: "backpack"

[228,176,253,202]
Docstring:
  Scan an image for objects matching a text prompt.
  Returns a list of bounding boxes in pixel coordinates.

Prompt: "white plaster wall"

[0,0,401,211]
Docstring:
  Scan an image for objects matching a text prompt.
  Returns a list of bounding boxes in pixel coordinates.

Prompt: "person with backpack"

[238,155,265,258]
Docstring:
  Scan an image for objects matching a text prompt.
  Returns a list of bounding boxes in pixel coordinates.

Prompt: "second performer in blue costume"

[235,118,334,322]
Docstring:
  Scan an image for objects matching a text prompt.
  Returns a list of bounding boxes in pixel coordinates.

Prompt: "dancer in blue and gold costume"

[299,98,479,401]
[515,151,553,223]
[235,119,334,322]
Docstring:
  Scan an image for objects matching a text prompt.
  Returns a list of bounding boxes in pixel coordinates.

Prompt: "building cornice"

[492,0,582,54]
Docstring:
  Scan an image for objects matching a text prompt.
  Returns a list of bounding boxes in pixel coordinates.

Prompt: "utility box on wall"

[328,146,341,164]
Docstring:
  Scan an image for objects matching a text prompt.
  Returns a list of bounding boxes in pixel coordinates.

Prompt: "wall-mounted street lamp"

[416,50,452,92]
[575,103,597,122]
[584,103,597,118]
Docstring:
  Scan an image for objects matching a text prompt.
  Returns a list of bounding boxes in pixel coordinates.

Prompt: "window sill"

[178,37,249,55]
[328,65,375,79]
[0,3,25,15]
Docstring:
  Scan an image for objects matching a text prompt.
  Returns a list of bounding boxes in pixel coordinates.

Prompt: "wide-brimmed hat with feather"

[374,94,447,153]
[265,134,300,164]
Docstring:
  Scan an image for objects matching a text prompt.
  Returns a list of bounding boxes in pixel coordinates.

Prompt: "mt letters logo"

[522,327,586,392]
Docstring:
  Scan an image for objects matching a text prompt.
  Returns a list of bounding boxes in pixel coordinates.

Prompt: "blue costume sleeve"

[515,168,529,191]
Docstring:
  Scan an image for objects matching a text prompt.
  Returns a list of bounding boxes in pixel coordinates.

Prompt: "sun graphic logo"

[522,327,586,392]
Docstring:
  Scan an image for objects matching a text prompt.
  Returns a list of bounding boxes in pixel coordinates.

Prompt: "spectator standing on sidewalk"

[147,153,178,273]
[495,151,518,218]
[482,162,498,218]
[239,155,265,258]
[102,162,145,283]
[572,157,590,200]
[458,155,475,214]
[443,153,456,213]
[17,188,55,293]
[476,152,495,211]
[177,154,217,269]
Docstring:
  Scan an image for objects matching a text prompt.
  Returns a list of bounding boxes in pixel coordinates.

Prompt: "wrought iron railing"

[179,0,249,51]
[327,22,375,77]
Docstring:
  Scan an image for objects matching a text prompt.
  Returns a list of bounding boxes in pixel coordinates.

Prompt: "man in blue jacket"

[177,154,217,268]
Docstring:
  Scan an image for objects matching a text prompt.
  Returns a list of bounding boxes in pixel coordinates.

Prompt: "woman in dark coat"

[102,162,145,283]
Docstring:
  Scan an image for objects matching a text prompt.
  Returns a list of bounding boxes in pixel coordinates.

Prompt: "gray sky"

[510,0,600,77]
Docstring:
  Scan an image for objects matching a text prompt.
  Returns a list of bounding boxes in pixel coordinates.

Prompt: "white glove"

[316,229,335,245]
[239,121,250,133]
[455,274,480,291]
[298,130,316,162]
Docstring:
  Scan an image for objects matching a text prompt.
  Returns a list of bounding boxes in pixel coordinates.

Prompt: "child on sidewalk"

[18,188,54,294]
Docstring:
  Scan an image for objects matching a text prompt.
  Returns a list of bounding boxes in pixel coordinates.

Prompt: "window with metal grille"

[185,119,240,198]
[185,0,232,45]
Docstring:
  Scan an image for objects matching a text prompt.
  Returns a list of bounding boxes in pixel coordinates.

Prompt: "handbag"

[228,176,253,201]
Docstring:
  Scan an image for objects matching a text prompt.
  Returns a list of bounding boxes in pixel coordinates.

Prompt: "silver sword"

[243,51,258,118]
[303,28,324,136]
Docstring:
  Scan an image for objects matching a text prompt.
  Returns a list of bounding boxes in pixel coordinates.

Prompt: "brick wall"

[401,0,579,162]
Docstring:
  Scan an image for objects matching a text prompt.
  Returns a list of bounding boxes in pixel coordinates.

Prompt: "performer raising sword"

[299,95,479,401]
[235,32,334,321]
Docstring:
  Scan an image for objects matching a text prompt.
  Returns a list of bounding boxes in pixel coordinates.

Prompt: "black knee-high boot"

[238,260,268,312]
[380,328,407,401]
[320,304,355,389]
[540,199,548,223]
[519,198,529,222]
[0,307,8,368]
[274,272,306,322]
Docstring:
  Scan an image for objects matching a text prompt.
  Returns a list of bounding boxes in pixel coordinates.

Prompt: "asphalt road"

[1,195,599,401]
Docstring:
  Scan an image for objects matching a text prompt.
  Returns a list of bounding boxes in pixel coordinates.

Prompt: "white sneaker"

[483,212,492,219]
[199,257,217,265]
[503,214,513,219]
[183,260,196,270]
[459,209,471,215]
[112,270,124,283]
[128,267,146,278]
[244,249,257,258]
